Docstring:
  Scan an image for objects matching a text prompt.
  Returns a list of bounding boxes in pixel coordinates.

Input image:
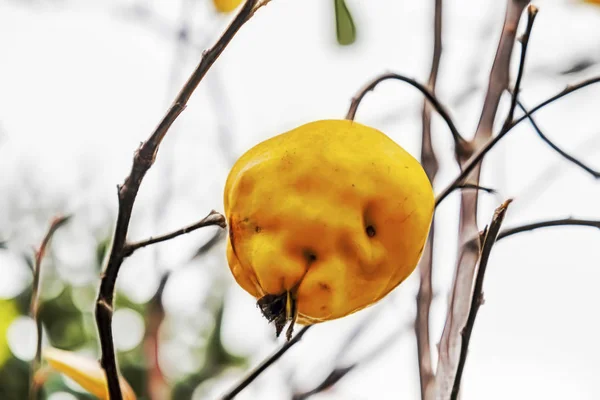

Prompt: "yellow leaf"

[0,299,18,367]
[43,347,136,400]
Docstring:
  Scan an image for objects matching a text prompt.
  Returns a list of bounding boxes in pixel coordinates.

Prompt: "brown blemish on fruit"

[318,282,331,292]
[229,219,238,258]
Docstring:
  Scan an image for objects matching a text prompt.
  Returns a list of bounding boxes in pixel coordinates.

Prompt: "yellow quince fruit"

[224,119,434,339]
[213,0,243,13]
[43,347,136,400]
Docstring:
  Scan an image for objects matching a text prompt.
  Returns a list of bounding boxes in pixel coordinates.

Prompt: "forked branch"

[94,1,261,398]
[435,3,533,398]
[450,200,512,400]
[514,98,600,178]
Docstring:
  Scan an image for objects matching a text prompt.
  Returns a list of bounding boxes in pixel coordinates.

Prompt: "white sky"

[1,0,600,399]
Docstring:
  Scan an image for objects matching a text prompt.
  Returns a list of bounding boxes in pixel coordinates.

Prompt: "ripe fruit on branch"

[224,119,434,339]
[213,0,243,13]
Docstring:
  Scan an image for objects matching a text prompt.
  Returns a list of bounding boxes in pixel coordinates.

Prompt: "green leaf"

[334,0,356,46]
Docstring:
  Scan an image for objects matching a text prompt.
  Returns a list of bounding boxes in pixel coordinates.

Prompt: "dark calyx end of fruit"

[257,290,298,341]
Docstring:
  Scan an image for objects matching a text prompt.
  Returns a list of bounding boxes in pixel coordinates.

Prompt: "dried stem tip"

[257,290,298,341]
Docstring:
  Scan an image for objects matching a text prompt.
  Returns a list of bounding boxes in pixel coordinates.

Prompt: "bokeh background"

[1,0,600,399]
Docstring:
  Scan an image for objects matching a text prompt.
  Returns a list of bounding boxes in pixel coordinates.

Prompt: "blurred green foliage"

[0,231,247,400]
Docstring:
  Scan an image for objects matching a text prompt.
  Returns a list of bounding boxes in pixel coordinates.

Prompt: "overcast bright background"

[1,0,599,399]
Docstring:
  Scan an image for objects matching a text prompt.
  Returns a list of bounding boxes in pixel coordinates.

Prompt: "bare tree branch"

[454,183,497,194]
[450,199,512,400]
[94,1,262,398]
[511,76,600,130]
[29,215,70,400]
[434,3,533,398]
[435,75,600,207]
[514,98,600,179]
[221,325,312,400]
[123,210,226,257]
[292,322,411,400]
[415,1,443,399]
[434,4,537,207]
[346,73,469,155]
[497,218,600,240]
[461,218,600,249]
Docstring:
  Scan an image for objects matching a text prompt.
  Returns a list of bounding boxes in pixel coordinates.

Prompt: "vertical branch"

[29,215,70,400]
[415,1,443,399]
[434,2,533,398]
[94,2,260,399]
[450,200,512,399]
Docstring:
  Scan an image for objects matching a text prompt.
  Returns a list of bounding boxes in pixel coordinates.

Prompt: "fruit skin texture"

[213,0,243,13]
[224,119,434,325]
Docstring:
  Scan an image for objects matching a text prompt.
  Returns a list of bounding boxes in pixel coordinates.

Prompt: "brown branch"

[415,1,443,399]
[501,5,537,132]
[346,73,469,154]
[510,76,600,130]
[123,210,226,257]
[286,307,380,397]
[292,323,411,400]
[450,199,512,400]
[435,4,537,207]
[435,74,600,207]
[94,1,261,398]
[497,218,600,240]
[29,215,70,400]
[435,3,533,398]
[514,98,600,179]
[455,183,497,194]
[462,218,600,249]
[220,325,312,400]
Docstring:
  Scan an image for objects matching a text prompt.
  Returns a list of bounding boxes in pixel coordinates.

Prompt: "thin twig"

[285,306,381,397]
[435,3,533,398]
[510,76,600,130]
[450,199,512,400]
[29,215,70,400]
[462,218,600,248]
[435,76,600,207]
[514,98,600,178]
[501,5,538,132]
[220,325,312,400]
[346,73,469,154]
[292,322,411,400]
[497,218,600,240]
[123,210,226,256]
[94,1,261,398]
[415,1,443,399]
[455,183,497,194]
[435,4,537,207]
